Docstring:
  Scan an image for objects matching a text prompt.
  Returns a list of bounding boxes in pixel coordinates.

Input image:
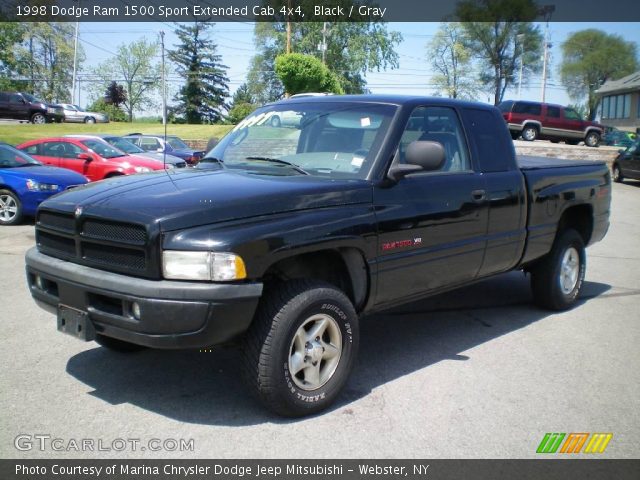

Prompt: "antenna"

[159,30,167,172]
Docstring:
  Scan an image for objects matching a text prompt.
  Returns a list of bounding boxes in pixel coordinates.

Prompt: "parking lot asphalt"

[1,182,639,459]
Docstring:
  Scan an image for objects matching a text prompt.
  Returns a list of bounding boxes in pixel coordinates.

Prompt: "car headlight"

[26,179,59,192]
[134,166,152,173]
[162,251,247,281]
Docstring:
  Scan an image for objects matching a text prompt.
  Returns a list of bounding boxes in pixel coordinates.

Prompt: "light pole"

[517,34,525,99]
[539,4,555,103]
[71,0,81,104]
[159,31,166,126]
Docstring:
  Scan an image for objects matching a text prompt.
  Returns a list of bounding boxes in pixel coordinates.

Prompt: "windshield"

[104,137,144,154]
[81,139,126,159]
[166,136,189,150]
[22,93,40,103]
[0,144,41,167]
[199,101,397,179]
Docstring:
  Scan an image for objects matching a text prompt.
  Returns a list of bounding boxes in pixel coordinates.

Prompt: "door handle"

[471,189,486,202]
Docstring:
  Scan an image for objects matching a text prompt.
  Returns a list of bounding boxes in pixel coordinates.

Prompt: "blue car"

[0,143,88,225]
[123,134,205,165]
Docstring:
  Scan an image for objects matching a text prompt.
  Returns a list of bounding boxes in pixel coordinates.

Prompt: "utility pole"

[319,22,329,64]
[159,31,166,126]
[71,0,81,105]
[539,5,555,103]
[286,0,292,54]
[517,34,525,99]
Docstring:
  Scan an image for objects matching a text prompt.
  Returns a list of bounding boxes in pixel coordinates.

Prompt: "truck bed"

[517,155,605,170]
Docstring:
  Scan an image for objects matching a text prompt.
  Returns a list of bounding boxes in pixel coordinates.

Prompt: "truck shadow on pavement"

[65,271,610,426]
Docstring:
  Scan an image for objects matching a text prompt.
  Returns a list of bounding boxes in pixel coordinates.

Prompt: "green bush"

[87,98,127,122]
[228,102,258,124]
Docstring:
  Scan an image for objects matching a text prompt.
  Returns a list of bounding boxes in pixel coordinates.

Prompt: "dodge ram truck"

[25,96,611,416]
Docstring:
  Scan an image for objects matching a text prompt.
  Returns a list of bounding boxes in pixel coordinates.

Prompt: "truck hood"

[40,168,372,231]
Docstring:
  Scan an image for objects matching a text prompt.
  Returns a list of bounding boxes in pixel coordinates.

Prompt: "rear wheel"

[30,112,46,124]
[270,115,281,127]
[584,131,600,147]
[521,125,538,141]
[612,164,623,183]
[242,280,359,417]
[531,229,586,311]
[0,190,23,226]
[84,117,96,124]
[95,334,146,352]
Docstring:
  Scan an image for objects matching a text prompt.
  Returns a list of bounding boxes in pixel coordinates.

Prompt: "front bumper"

[25,247,262,349]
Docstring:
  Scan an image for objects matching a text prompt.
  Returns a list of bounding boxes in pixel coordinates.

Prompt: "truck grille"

[36,210,154,277]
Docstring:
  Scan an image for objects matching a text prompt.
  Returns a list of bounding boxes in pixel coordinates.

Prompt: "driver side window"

[398,106,471,172]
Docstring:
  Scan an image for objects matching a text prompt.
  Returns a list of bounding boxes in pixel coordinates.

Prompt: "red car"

[17,137,168,182]
[498,100,604,147]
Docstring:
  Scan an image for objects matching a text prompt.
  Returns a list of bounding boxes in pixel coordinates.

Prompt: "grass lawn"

[0,122,234,146]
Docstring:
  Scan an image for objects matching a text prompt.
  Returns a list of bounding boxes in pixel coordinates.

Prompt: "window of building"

[603,93,632,119]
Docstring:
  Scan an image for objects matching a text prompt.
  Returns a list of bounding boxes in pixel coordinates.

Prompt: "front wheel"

[242,280,359,417]
[612,164,623,183]
[31,112,46,124]
[531,229,586,311]
[0,189,23,226]
[84,117,96,124]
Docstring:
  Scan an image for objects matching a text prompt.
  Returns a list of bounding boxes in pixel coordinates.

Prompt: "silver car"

[58,104,109,124]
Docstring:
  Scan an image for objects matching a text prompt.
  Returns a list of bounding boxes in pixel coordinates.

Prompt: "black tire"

[270,115,281,127]
[531,229,586,311]
[612,164,623,183]
[242,280,359,417]
[0,189,23,226]
[521,124,538,141]
[30,112,46,124]
[95,334,146,352]
[584,131,600,147]
[84,117,96,124]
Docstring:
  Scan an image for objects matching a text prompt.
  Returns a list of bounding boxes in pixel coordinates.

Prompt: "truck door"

[373,105,489,306]
[461,107,527,277]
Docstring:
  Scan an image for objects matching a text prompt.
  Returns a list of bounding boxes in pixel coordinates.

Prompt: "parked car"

[498,100,603,147]
[602,126,637,148]
[25,95,611,417]
[64,134,187,168]
[0,92,64,124]
[123,134,204,165]
[612,139,640,183]
[0,143,87,225]
[17,136,169,182]
[56,104,109,124]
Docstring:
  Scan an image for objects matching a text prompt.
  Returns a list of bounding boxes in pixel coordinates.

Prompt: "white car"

[57,104,109,124]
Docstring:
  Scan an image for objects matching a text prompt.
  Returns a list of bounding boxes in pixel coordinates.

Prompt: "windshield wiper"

[244,156,309,175]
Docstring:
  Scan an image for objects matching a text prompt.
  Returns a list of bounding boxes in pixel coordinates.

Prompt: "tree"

[105,81,127,108]
[275,53,344,96]
[231,83,255,106]
[168,22,230,124]
[560,29,638,120]
[92,38,160,122]
[247,2,402,103]
[15,22,83,102]
[0,23,26,90]
[87,98,127,122]
[456,0,543,105]
[228,103,258,124]
[428,22,478,99]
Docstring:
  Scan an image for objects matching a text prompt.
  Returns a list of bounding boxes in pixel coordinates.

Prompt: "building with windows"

[596,70,640,132]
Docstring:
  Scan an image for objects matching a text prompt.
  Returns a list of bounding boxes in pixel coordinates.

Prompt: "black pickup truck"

[25,96,611,416]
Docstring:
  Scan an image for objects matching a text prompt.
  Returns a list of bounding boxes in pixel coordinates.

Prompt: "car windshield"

[166,136,189,150]
[104,137,144,154]
[22,93,39,103]
[81,139,126,159]
[199,101,397,179]
[0,145,41,167]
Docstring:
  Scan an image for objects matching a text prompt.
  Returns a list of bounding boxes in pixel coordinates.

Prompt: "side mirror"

[77,153,93,162]
[388,141,446,181]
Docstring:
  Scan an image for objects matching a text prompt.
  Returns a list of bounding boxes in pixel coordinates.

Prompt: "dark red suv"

[498,100,603,147]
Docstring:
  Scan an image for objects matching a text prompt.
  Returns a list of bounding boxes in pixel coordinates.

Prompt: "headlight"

[134,166,152,173]
[26,179,59,192]
[162,251,247,281]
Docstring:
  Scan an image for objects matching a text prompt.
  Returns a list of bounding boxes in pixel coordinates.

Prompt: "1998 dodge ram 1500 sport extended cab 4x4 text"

[25,96,611,416]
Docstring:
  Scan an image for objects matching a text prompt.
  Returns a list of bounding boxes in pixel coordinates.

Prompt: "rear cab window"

[462,108,514,172]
